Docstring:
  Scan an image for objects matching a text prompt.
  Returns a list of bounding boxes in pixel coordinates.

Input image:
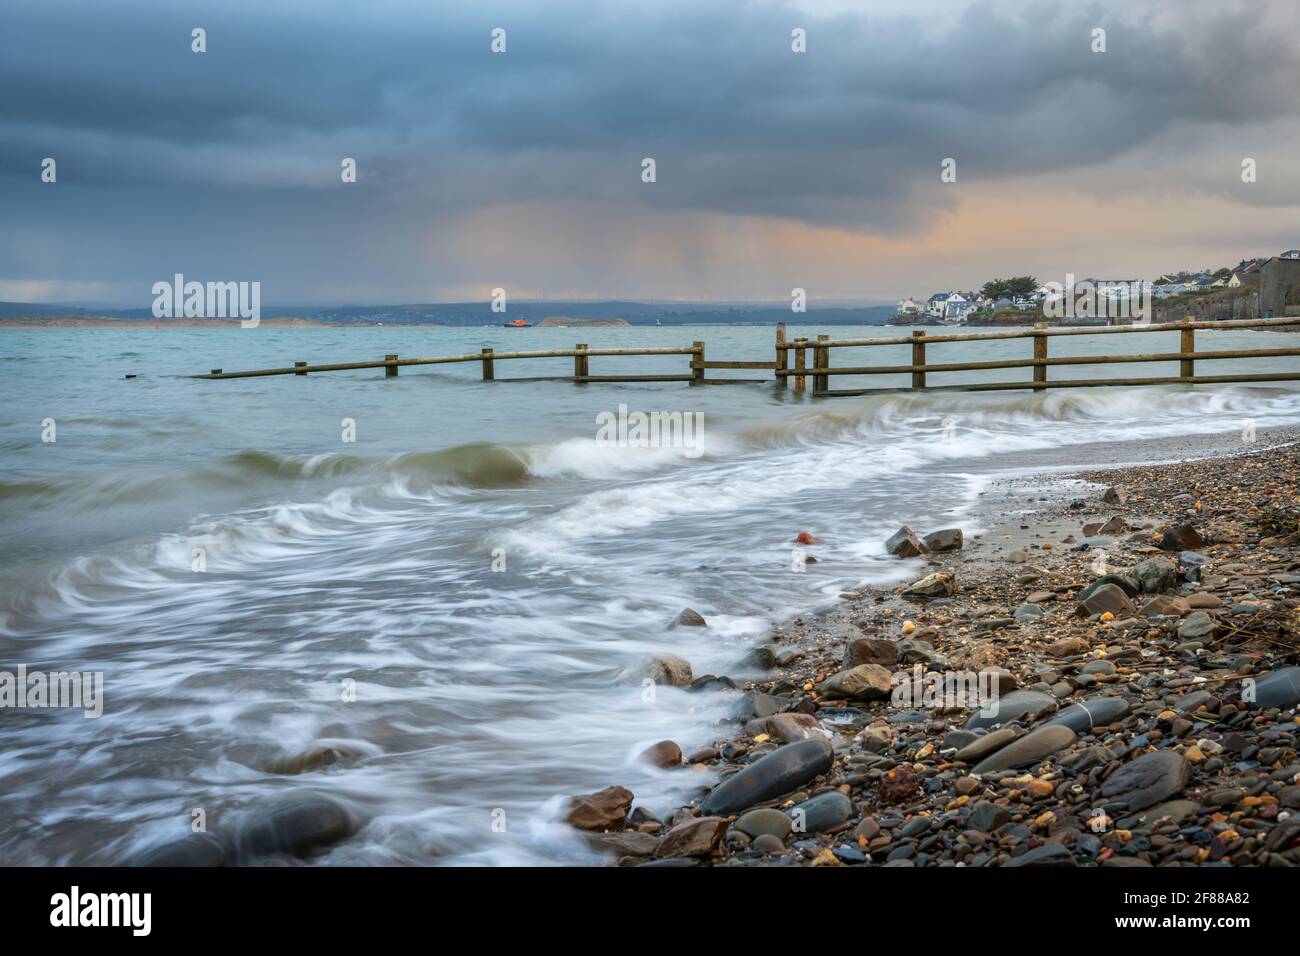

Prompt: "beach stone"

[821,663,893,701]
[885,526,928,558]
[1142,595,1188,617]
[589,831,661,857]
[1076,582,1133,618]
[700,738,834,816]
[1186,594,1222,610]
[133,832,229,867]
[844,637,897,668]
[955,727,1021,762]
[656,816,727,859]
[1099,750,1190,812]
[1003,843,1076,867]
[1173,690,1215,712]
[944,730,979,751]
[672,608,707,628]
[1178,611,1218,641]
[972,725,1076,774]
[638,740,683,768]
[897,639,943,665]
[567,786,635,832]
[1026,590,1056,604]
[1047,636,1089,658]
[264,745,355,776]
[1250,667,1300,710]
[1079,574,1140,600]
[787,791,854,834]
[1080,660,1116,676]
[923,528,963,552]
[1102,486,1127,505]
[967,801,1010,832]
[964,690,1056,730]
[625,655,692,687]
[1047,697,1131,734]
[751,834,786,853]
[902,571,956,598]
[739,691,789,719]
[733,808,793,841]
[1014,603,1045,621]
[1159,523,1203,552]
[756,712,826,742]
[1134,556,1179,594]
[236,796,356,861]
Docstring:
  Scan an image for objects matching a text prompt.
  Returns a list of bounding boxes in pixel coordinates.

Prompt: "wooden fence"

[775,316,1300,396]
[196,316,1300,394]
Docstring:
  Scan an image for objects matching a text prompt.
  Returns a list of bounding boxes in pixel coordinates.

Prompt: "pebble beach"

[566,430,1300,867]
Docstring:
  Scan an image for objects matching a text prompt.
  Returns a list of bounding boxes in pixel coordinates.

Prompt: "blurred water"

[1,323,1298,864]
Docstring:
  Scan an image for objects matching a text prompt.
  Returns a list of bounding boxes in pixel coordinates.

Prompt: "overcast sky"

[2,0,1298,306]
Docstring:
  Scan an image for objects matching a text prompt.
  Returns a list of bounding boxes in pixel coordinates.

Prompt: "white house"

[896,297,923,315]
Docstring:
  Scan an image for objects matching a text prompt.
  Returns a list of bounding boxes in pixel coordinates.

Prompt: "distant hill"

[0,300,897,326]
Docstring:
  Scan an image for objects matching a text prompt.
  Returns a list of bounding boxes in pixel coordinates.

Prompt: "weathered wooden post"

[775,322,787,387]
[574,343,589,383]
[691,341,705,385]
[294,361,308,376]
[1032,324,1048,391]
[911,331,926,390]
[385,354,399,378]
[481,348,494,381]
[1180,317,1195,380]
[793,337,808,392]
[814,334,829,394]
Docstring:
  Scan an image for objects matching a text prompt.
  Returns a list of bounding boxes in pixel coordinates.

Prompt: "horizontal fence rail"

[773,316,1300,396]
[194,317,1300,395]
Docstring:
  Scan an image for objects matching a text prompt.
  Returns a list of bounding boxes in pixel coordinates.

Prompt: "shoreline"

[570,427,1300,866]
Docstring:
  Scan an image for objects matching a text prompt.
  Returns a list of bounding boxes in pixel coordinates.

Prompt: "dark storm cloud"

[1,0,1296,300]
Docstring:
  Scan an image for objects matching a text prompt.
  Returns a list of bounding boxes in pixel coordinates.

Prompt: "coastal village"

[892,249,1300,327]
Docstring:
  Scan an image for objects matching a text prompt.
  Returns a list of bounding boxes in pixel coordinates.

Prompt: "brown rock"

[1159,523,1203,552]
[638,740,683,768]
[672,608,707,628]
[885,526,929,558]
[567,786,634,832]
[844,637,898,668]
[1048,636,1090,658]
[902,571,956,598]
[656,816,727,858]
[821,663,893,701]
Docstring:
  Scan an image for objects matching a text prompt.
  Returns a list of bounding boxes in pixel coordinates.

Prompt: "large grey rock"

[1099,750,1190,813]
[901,571,956,598]
[1133,556,1178,594]
[972,725,1077,774]
[1002,843,1076,867]
[885,526,928,558]
[132,833,229,867]
[700,738,834,816]
[954,727,1022,763]
[1046,697,1131,734]
[1076,582,1134,617]
[1177,611,1218,641]
[1079,574,1140,600]
[1159,523,1203,552]
[922,528,963,552]
[732,808,793,841]
[964,689,1057,731]
[1250,667,1300,710]
[786,791,854,834]
[235,795,356,861]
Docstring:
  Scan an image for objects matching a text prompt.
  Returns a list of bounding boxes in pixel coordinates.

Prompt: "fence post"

[775,322,787,387]
[294,361,307,376]
[911,331,926,390]
[481,348,494,381]
[1032,325,1047,391]
[814,334,829,393]
[691,341,705,385]
[574,343,588,383]
[793,337,807,392]
[1180,317,1195,380]
[385,353,398,378]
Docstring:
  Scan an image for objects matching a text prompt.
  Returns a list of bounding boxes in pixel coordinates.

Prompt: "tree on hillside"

[981,276,1039,301]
